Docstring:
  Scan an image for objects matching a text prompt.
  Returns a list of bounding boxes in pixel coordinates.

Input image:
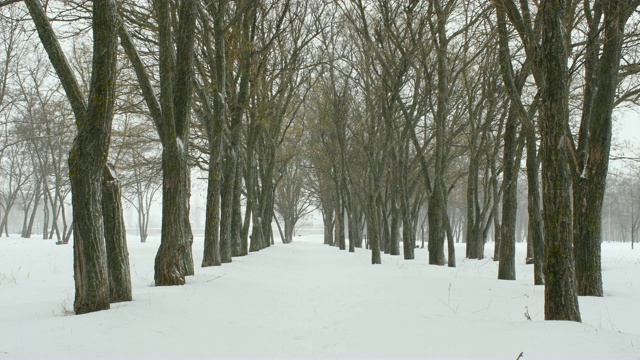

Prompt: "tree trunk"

[22,179,41,238]
[200,0,226,267]
[336,198,346,250]
[181,180,194,277]
[428,183,446,266]
[25,0,119,314]
[42,189,49,239]
[573,2,630,297]
[498,110,521,281]
[220,142,236,263]
[525,125,545,285]
[202,135,222,266]
[368,192,382,264]
[323,206,334,246]
[444,210,456,267]
[153,0,198,285]
[155,142,189,286]
[491,164,501,261]
[102,164,132,303]
[232,148,244,256]
[389,202,401,256]
[428,0,449,267]
[402,213,414,260]
[540,0,581,322]
[466,131,481,259]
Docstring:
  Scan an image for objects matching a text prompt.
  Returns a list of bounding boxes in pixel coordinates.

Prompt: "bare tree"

[118,0,198,285]
[17,0,123,314]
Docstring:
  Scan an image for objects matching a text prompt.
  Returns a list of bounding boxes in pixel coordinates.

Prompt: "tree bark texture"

[323,206,335,246]
[102,164,132,303]
[368,192,382,264]
[540,0,581,322]
[202,132,222,266]
[428,183,446,266]
[498,109,521,281]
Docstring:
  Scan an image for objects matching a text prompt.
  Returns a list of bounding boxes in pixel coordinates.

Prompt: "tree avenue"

[1,0,639,319]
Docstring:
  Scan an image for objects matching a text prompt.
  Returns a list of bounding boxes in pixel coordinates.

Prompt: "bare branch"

[0,0,24,8]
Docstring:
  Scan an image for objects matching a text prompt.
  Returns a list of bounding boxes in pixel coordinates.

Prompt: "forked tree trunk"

[25,0,119,315]
[573,2,631,297]
[199,0,225,267]
[151,0,198,286]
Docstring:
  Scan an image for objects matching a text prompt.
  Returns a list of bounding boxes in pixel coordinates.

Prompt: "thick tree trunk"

[402,213,414,260]
[389,203,401,256]
[498,110,520,281]
[155,143,189,286]
[70,165,110,314]
[202,139,222,266]
[540,0,581,322]
[102,164,132,303]
[428,183,446,266]
[323,206,334,246]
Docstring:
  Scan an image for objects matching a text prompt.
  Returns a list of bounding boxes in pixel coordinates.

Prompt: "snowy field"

[0,234,639,359]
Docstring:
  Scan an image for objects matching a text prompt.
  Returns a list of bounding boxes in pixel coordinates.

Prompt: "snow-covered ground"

[1,234,638,359]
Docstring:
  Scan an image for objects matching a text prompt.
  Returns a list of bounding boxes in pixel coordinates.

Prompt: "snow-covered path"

[1,235,639,359]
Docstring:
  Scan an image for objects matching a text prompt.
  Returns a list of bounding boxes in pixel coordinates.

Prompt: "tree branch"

[117,17,164,140]
[0,0,23,8]
[24,0,87,124]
